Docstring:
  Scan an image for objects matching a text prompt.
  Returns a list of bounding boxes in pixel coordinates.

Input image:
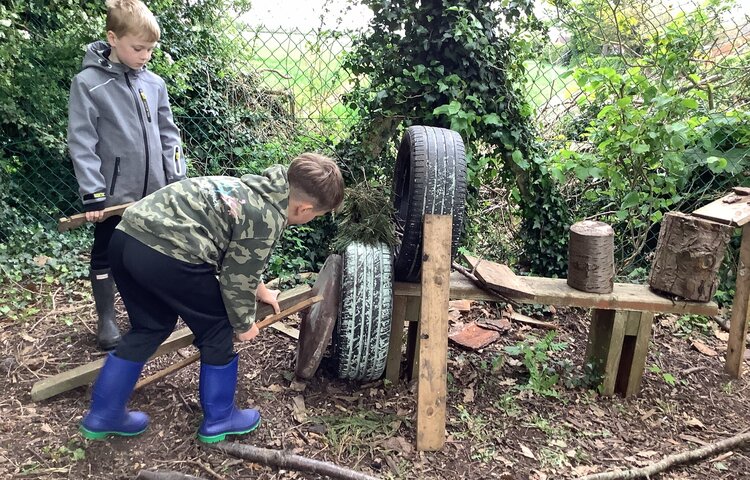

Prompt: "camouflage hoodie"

[67,41,185,211]
[117,165,289,333]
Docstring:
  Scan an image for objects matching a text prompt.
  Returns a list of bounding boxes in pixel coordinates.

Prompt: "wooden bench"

[386,215,719,451]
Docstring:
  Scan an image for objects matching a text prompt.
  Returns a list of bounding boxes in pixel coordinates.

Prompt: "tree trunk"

[649,212,732,302]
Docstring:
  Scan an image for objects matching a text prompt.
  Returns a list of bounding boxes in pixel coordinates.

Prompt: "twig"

[211,442,380,480]
[681,365,707,375]
[136,471,207,480]
[577,430,750,480]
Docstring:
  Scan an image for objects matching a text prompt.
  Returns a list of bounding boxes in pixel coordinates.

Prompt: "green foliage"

[549,0,749,270]
[266,214,338,279]
[504,331,568,398]
[0,183,90,285]
[339,0,571,274]
[0,0,103,215]
[648,364,677,386]
[315,409,400,456]
[675,314,712,338]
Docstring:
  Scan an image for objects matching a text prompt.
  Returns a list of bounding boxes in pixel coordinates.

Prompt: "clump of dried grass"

[332,181,396,252]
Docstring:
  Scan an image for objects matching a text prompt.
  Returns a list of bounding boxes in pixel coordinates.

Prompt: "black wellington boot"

[90,269,121,350]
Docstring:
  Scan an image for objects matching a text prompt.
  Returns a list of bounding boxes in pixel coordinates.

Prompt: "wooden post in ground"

[416,214,452,451]
[726,224,750,377]
[692,190,750,378]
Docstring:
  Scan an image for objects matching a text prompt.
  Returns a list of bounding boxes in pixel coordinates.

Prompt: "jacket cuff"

[82,192,106,212]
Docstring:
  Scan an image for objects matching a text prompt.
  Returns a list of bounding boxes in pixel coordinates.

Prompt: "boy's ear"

[106,30,117,45]
[296,202,315,215]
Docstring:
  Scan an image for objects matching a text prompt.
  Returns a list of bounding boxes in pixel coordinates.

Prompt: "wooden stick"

[578,430,750,480]
[57,202,133,232]
[31,285,314,402]
[211,442,380,480]
[136,470,207,480]
[134,295,322,390]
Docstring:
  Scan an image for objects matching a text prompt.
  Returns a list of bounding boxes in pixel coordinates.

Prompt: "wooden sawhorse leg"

[385,296,421,383]
[726,224,750,378]
[586,309,654,397]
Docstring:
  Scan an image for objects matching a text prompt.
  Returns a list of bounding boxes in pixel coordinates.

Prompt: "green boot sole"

[79,425,147,440]
[196,419,261,444]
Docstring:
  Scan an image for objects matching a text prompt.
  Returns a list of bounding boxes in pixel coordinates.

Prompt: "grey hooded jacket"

[67,41,185,211]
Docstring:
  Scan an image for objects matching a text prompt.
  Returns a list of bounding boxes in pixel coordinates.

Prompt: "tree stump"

[567,220,615,293]
[649,212,732,302]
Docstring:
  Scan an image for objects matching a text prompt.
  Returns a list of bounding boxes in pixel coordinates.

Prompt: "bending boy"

[79,153,344,443]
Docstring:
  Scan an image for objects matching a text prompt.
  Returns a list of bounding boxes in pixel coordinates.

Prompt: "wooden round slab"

[295,254,342,379]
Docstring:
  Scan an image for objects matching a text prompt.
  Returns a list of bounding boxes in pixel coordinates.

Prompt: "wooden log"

[567,220,615,293]
[649,212,732,302]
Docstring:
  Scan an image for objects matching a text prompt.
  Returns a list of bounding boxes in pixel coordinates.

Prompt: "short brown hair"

[106,0,161,42]
[288,153,345,212]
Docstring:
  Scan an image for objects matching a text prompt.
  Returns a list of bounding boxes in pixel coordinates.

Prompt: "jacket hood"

[81,40,143,76]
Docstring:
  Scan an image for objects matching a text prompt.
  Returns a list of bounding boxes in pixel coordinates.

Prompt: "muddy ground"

[1,278,749,479]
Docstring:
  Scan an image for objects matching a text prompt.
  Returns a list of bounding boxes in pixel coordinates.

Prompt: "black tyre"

[334,242,393,381]
[392,125,467,283]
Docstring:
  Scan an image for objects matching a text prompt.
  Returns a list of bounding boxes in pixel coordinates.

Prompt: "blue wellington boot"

[197,355,261,444]
[79,353,149,440]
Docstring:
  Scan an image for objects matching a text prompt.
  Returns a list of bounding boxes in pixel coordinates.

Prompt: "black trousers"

[91,216,121,270]
[108,230,235,365]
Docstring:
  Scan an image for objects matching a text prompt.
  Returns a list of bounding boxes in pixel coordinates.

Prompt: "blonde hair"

[288,153,345,212]
[105,0,160,42]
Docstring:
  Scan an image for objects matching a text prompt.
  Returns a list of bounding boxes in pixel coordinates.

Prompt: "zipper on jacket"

[110,157,121,195]
[138,89,152,122]
[173,146,183,176]
[125,72,150,198]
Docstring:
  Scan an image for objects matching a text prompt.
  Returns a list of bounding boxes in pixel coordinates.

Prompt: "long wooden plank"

[394,273,717,316]
[416,215,452,451]
[726,224,750,377]
[693,192,750,227]
[30,284,313,401]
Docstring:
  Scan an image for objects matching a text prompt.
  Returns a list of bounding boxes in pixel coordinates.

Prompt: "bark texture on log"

[567,220,615,293]
[649,212,732,302]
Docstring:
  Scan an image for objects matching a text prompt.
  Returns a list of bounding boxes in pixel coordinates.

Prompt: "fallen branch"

[578,430,750,480]
[211,442,380,480]
[135,471,207,480]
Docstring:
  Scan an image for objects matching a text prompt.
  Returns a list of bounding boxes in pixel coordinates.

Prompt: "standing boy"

[79,154,344,443]
[68,0,185,350]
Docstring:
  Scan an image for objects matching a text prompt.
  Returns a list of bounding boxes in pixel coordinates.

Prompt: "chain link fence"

[2,0,749,282]
[521,0,750,276]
